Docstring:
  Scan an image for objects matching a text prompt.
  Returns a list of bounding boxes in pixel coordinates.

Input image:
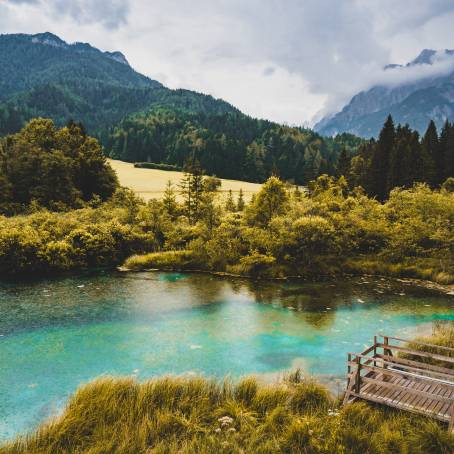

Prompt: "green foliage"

[3,373,453,454]
[0,33,236,135]
[245,176,289,227]
[134,162,182,171]
[0,119,118,213]
[1,169,453,281]
[0,193,159,275]
[345,116,454,200]
[124,250,197,271]
[104,108,362,184]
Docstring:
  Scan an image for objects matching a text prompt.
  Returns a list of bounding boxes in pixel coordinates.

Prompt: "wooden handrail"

[377,334,454,353]
[348,360,454,387]
[349,353,454,382]
[376,354,454,377]
[376,343,454,364]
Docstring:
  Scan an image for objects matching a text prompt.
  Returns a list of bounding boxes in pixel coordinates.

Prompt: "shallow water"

[0,271,453,440]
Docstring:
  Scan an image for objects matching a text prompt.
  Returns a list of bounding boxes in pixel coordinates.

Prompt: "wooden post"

[374,335,377,367]
[355,356,361,394]
[449,402,454,433]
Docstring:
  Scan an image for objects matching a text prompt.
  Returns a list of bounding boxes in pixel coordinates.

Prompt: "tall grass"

[2,372,452,454]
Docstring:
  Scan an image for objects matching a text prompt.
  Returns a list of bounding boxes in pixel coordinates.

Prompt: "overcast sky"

[2,0,454,126]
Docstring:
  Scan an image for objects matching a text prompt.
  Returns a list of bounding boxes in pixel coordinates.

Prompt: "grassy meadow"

[2,373,453,453]
[107,159,263,202]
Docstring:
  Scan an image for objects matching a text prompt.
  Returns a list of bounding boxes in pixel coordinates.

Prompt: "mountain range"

[315,49,454,138]
[0,32,360,184]
[0,32,237,134]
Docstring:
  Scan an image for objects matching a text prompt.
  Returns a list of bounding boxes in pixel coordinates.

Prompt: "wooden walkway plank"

[344,334,454,430]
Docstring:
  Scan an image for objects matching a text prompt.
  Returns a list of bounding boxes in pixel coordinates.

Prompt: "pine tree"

[370,115,395,200]
[237,188,245,211]
[444,122,454,182]
[163,180,177,218]
[421,120,438,185]
[225,189,236,212]
[336,148,351,178]
[439,121,449,183]
[179,160,204,224]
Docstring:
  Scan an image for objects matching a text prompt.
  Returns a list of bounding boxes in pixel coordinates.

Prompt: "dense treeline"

[0,119,118,214]
[1,164,452,281]
[102,108,362,184]
[343,116,454,200]
[124,173,454,284]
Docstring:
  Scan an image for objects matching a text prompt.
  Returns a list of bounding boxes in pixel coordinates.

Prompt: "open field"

[108,159,263,201]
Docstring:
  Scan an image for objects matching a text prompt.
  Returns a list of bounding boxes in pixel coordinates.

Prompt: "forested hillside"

[0,32,362,184]
[101,108,361,183]
[0,32,237,134]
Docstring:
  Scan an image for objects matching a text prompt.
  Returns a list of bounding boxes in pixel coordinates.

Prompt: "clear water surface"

[0,271,453,440]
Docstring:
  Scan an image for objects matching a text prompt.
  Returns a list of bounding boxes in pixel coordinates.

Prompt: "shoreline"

[117,266,454,297]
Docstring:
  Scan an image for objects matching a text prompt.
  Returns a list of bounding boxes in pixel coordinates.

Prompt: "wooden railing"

[343,334,454,430]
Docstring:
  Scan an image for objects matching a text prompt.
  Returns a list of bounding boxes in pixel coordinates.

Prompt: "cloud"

[4,0,130,29]
[2,0,454,124]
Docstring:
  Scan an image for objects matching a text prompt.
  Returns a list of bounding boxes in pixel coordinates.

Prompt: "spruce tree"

[370,115,395,200]
[237,189,245,211]
[179,160,204,224]
[163,180,177,218]
[225,189,236,212]
[336,148,351,178]
[439,121,449,183]
[421,120,438,185]
[444,122,454,182]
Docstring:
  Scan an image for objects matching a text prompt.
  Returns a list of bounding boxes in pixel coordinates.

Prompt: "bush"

[124,250,198,271]
[134,162,182,171]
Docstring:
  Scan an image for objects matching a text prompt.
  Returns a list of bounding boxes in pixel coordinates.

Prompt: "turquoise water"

[0,271,453,440]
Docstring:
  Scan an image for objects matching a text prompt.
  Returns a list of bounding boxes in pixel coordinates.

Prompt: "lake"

[1,271,453,440]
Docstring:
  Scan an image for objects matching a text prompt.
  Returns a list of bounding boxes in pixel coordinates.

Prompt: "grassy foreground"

[2,373,453,454]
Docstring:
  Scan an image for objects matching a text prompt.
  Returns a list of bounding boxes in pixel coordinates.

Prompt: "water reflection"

[0,271,453,440]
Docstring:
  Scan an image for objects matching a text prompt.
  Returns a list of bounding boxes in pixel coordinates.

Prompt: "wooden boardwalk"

[343,334,454,430]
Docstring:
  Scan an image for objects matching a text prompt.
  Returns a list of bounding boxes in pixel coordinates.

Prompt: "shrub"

[124,250,198,271]
[134,162,182,171]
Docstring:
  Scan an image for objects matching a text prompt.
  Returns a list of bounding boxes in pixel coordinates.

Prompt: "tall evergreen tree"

[442,122,454,184]
[421,120,438,185]
[225,189,236,212]
[370,115,395,200]
[237,189,245,211]
[163,180,177,219]
[336,148,351,178]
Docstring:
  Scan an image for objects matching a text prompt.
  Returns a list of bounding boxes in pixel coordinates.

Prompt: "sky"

[1,0,454,126]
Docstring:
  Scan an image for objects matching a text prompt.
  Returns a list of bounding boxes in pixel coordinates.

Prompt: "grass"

[124,250,197,271]
[2,371,453,454]
[108,159,263,202]
[344,256,454,285]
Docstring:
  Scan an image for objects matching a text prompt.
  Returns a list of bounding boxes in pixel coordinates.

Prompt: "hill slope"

[315,49,454,138]
[0,32,237,134]
[0,32,362,184]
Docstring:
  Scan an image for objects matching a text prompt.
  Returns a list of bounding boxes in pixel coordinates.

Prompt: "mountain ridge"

[315,48,454,137]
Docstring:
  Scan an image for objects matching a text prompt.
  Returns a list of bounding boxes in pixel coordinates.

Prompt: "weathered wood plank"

[377,334,454,354]
[376,343,454,365]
